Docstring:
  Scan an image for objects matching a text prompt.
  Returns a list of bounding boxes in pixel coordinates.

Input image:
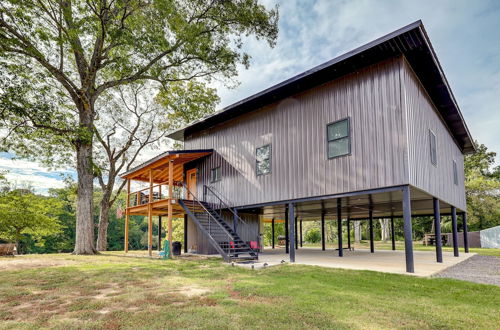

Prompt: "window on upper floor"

[256,144,271,176]
[453,160,458,185]
[210,167,221,183]
[327,118,350,159]
[429,130,437,166]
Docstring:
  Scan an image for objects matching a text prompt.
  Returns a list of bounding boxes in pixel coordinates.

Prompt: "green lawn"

[0,253,499,329]
[297,241,500,257]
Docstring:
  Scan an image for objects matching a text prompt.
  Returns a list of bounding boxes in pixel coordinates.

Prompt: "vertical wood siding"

[185,58,408,207]
[401,60,466,210]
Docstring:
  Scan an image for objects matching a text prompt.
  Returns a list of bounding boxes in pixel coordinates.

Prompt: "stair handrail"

[181,182,235,239]
[203,185,247,225]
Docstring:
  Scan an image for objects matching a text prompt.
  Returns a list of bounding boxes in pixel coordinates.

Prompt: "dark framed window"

[256,144,271,176]
[327,118,350,159]
[453,160,458,185]
[429,130,437,166]
[210,167,221,183]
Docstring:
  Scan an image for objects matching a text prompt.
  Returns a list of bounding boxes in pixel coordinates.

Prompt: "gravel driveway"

[433,255,500,285]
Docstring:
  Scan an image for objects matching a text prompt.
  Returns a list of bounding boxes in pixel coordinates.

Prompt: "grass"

[0,252,498,329]
[298,241,500,257]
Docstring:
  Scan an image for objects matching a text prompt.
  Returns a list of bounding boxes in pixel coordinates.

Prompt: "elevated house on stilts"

[120,21,475,273]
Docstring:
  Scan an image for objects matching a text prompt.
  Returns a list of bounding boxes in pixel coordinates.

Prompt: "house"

[120,21,475,273]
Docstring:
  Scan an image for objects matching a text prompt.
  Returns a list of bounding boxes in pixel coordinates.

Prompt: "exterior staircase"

[178,186,258,262]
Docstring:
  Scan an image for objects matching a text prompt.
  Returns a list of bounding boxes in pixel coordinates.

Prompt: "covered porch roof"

[120,149,212,183]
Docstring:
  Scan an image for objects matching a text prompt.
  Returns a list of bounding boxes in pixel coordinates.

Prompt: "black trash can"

[172,241,182,256]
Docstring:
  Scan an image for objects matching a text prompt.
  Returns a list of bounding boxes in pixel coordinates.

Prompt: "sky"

[2,0,499,194]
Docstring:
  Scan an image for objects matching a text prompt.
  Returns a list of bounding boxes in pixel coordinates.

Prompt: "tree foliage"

[0,190,63,252]
[0,0,279,254]
[464,142,500,231]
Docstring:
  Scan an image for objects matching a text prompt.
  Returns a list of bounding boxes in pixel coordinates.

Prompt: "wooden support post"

[289,203,295,262]
[184,215,188,253]
[285,205,289,254]
[271,218,275,249]
[300,219,303,247]
[462,212,469,253]
[158,216,162,251]
[369,209,374,253]
[168,160,174,257]
[403,186,414,273]
[125,179,130,253]
[148,169,153,256]
[390,215,396,251]
[451,206,459,257]
[347,218,351,250]
[321,211,326,251]
[337,199,343,257]
[433,198,443,263]
[294,216,298,250]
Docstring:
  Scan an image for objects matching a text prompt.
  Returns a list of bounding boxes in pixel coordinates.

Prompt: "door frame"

[185,168,197,199]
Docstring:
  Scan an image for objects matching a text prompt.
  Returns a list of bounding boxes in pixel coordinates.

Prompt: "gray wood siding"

[401,60,466,210]
[185,58,408,207]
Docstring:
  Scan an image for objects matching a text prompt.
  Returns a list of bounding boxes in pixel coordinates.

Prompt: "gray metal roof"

[167,20,475,153]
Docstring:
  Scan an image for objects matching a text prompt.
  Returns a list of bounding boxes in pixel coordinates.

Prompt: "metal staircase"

[179,184,258,262]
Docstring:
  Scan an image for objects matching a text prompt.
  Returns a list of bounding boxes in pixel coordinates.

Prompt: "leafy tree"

[0,0,278,254]
[93,81,218,251]
[0,190,63,253]
[464,142,500,230]
[304,227,321,243]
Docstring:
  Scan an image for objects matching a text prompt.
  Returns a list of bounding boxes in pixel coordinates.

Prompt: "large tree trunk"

[96,189,112,251]
[379,219,390,241]
[354,221,361,243]
[73,104,96,255]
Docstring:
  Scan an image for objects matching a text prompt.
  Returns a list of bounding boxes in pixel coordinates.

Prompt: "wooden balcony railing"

[127,181,185,208]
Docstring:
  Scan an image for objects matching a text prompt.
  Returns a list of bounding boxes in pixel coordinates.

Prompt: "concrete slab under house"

[120,20,475,274]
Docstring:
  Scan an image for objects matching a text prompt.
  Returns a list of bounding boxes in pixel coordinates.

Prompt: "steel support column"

[294,216,298,250]
[271,218,275,249]
[321,211,326,251]
[285,206,289,254]
[347,218,351,250]
[369,210,374,253]
[337,199,343,257]
[289,203,296,262]
[390,215,396,251]
[300,219,303,247]
[433,198,443,262]
[402,186,414,273]
[462,212,469,253]
[451,206,459,257]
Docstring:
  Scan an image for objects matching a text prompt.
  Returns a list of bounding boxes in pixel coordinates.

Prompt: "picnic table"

[0,243,17,256]
[423,234,447,246]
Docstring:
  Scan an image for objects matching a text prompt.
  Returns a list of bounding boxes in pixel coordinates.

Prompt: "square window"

[327,118,350,158]
[210,167,221,182]
[256,144,271,175]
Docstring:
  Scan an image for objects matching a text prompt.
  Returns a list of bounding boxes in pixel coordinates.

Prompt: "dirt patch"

[92,287,121,300]
[0,257,77,271]
[434,255,500,285]
[176,285,211,297]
